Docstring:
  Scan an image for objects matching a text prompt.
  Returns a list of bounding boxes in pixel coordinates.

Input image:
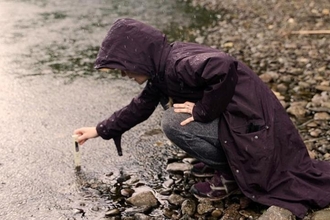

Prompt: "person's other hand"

[173,101,195,126]
[73,127,99,145]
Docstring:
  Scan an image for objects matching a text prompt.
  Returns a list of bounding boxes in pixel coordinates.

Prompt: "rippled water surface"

[0,0,216,219]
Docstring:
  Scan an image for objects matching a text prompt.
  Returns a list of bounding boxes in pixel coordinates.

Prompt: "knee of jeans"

[161,117,173,138]
[161,110,177,140]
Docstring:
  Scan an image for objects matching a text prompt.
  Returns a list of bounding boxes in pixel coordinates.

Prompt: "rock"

[314,112,330,121]
[288,68,303,76]
[163,208,175,219]
[308,150,316,159]
[127,191,158,208]
[309,128,322,137]
[117,173,131,183]
[315,85,330,92]
[91,206,100,211]
[258,206,295,220]
[73,208,84,215]
[197,200,215,215]
[323,153,330,160]
[221,203,241,219]
[312,94,327,106]
[240,197,252,209]
[298,81,310,89]
[181,199,197,216]
[211,208,223,218]
[166,162,193,173]
[134,213,152,220]
[311,209,330,220]
[163,178,174,188]
[125,176,140,185]
[307,121,318,128]
[223,42,234,48]
[168,193,185,206]
[105,208,120,217]
[195,36,205,44]
[125,206,151,216]
[273,90,285,101]
[322,8,330,15]
[259,73,273,83]
[287,104,306,118]
[158,188,172,195]
[276,83,288,93]
[182,157,198,164]
[121,188,135,197]
[322,102,330,109]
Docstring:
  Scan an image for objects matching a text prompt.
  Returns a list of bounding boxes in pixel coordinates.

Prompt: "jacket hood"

[94,18,170,77]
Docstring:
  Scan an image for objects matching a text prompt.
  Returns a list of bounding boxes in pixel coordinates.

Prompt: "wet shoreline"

[0,0,329,219]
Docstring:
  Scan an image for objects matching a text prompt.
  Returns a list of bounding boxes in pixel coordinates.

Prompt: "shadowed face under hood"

[94,18,170,77]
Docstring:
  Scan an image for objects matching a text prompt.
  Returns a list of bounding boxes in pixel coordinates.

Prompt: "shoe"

[190,170,238,201]
[191,162,215,177]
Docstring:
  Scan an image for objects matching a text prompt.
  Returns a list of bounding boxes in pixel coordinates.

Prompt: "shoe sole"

[191,172,214,178]
[192,189,239,202]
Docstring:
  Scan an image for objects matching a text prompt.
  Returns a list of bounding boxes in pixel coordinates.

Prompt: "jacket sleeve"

[96,80,161,140]
[189,54,238,122]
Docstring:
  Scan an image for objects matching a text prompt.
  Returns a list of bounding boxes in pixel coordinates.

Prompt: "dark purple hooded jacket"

[94,18,330,218]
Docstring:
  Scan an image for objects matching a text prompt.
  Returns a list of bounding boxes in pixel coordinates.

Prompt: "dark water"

[0,0,216,219]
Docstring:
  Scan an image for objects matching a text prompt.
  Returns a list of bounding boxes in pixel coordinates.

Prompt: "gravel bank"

[189,0,330,161]
[72,1,330,219]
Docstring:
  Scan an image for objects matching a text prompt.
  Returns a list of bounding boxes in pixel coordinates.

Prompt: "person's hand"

[73,127,99,145]
[173,101,195,126]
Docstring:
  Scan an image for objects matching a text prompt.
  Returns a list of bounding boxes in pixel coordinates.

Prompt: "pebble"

[168,193,185,206]
[105,208,120,216]
[181,199,196,216]
[258,206,295,220]
[314,112,330,121]
[126,191,158,208]
[197,200,215,215]
[162,178,174,188]
[166,162,193,173]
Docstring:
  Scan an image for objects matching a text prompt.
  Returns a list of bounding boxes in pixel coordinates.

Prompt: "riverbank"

[181,0,330,219]
[189,0,330,158]
[70,1,330,219]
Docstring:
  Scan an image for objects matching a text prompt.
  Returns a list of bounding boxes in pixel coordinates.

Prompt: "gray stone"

[105,208,121,217]
[127,191,158,208]
[314,112,330,121]
[258,206,295,220]
[315,85,330,92]
[134,213,152,220]
[168,193,185,206]
[163,179,174,188]
[197,200,215,215]
[181,199,197,216]
[287,104,307,118]
[125,206,151,216]
[166,162,193,173]
[311,209,330,220]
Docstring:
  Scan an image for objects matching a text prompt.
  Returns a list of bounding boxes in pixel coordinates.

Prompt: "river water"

[0,0,215,219]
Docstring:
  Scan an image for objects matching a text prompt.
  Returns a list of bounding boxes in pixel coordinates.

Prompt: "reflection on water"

[1,0,219,79]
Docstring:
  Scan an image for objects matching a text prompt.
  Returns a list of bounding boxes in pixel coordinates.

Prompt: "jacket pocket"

[228,125,274,191]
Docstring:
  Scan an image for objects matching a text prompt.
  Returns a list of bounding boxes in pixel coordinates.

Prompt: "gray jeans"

[161,108,229,171]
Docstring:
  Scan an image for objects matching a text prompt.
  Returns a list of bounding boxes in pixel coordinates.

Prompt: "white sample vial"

[72,134,81,172]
